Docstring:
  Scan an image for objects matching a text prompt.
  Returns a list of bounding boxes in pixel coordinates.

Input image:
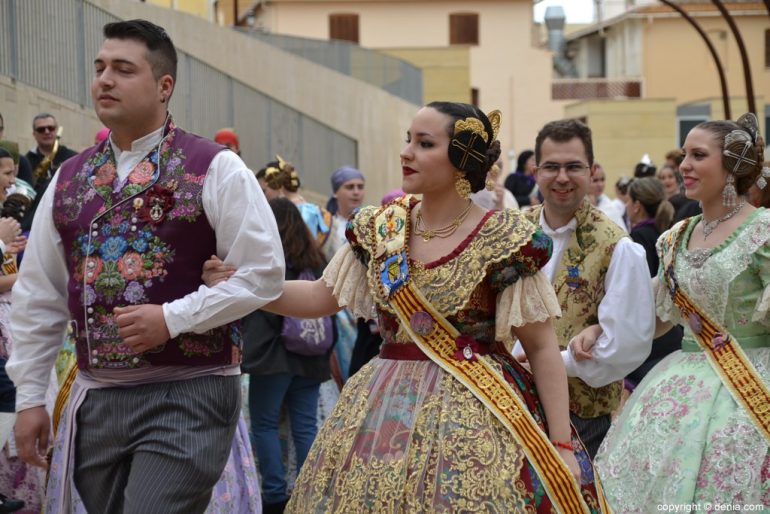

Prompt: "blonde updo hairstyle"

[262,156,301,193]
[696,113,765,195]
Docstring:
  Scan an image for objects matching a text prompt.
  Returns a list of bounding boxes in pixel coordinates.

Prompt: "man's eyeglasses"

[537,162,590,176]
[34,125,57,134]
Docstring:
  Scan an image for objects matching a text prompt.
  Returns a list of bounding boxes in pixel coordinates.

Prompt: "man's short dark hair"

[0,148,12,160]
[103,19,177,82]
[535,118,594,166]
[32,112,56,129]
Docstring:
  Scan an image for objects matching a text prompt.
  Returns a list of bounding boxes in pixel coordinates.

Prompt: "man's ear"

[159,75,174,103]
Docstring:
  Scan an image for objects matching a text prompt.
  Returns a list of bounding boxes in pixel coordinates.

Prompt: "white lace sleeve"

[495,271,561,342]
[655,226,683,324]
[322,244,377,320]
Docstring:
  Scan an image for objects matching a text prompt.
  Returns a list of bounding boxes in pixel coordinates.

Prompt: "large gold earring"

[454,171,471,199]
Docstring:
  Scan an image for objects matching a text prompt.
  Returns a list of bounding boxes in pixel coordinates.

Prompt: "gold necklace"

[414,201,473,242]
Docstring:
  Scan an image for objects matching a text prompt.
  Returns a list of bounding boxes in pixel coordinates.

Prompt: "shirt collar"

[539,208,577,236]
[110,125,164,159]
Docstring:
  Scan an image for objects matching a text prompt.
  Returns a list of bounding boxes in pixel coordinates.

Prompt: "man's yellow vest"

[527,200,627,418]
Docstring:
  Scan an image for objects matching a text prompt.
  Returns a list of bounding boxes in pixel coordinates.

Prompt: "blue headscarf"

[326,166,364,215]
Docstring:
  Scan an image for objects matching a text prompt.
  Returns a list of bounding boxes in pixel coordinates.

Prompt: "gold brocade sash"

[372,198,603,514]
[662,220,770,444]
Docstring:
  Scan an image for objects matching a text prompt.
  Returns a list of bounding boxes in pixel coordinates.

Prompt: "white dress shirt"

[7,127,285,410]
[596,194,627,232]
[515,209,654,388]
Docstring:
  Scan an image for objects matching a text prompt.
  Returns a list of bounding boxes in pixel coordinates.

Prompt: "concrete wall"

[565,98,677,186]
[255,0,569,170]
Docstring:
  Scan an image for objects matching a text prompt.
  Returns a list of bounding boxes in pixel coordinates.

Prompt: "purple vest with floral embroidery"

[53,127,241,370]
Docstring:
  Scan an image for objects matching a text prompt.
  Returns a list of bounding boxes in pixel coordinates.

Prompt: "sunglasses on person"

[34,125,57,134]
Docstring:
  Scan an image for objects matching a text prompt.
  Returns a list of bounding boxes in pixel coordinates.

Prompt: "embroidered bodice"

[657,208,770,342]
[323,197,560,347]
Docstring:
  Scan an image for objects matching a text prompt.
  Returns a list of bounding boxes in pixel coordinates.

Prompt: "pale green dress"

[595,208,770,511]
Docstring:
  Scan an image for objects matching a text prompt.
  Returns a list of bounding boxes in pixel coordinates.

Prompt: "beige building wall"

[565,98,677,187]
[255,0,567,170]
[642,13,770,108]
[145,0,213,20]
[380,47,470,104]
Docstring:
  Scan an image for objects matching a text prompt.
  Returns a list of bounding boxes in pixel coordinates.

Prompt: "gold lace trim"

[352,205,537,316]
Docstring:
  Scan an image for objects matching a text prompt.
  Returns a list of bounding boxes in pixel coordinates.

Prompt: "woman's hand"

[6,235,27,254]
[201,255,236,287]
[558,446,582,482]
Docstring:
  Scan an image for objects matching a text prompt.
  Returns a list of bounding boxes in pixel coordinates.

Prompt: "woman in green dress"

[595,113,770,510]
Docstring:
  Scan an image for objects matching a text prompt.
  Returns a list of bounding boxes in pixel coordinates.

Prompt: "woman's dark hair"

[103,19,177,82]
[516,150,534,173]
[696,115,765,196]
[634,162,657,178]
[629,177,674,232]
[269,198,325,271]
[426,101,501,193]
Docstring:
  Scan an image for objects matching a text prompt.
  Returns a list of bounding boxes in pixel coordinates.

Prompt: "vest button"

[91,358,98,365]
[91,231,98,237]
[87,307,94,314]
[91,223,98,229]
[131,217,138,224]
[131,226,137,232]
[132,357,140,364]
[87,318,94,324]
[92,350,98,356]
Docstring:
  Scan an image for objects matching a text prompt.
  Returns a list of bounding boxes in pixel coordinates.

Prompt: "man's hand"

[0,217,21,245]
[201,255,235,287]
[15,406,50,469]
[114,304,171,353]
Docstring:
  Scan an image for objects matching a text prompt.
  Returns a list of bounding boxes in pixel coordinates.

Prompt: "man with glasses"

[520,118,654,458]
[22,113,77,230]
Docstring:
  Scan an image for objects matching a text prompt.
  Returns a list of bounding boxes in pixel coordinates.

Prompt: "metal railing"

[0,0,358,191]
[237,29,423,105]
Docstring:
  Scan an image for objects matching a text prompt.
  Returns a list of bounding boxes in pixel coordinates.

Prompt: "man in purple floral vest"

[7,19,284,513]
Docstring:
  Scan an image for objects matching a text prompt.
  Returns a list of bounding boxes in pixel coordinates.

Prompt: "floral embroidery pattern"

[72,218,173,305]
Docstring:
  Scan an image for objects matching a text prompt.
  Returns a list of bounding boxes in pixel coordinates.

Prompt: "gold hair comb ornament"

[454,118,488,142]
[487,110,501,142]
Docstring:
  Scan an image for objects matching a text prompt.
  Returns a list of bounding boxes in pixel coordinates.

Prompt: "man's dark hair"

[0,148,12,160]
[535,118,594,166]
[103,19,177,82]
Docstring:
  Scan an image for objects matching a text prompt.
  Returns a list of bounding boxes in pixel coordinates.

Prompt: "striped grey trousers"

[74,375,241,514]
[570,412,612,460]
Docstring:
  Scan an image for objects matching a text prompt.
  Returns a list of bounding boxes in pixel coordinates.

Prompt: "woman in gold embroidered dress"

[595,114,770,510]
[207,102,605,512]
